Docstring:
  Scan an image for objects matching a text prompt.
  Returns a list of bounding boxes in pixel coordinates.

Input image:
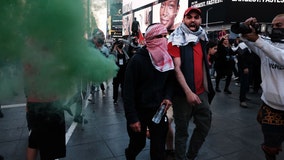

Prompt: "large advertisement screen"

[134,6,152,33]
[190,0,283,25]
[228,1,283,23]
[152,0,189,31]
[122,13,133,36]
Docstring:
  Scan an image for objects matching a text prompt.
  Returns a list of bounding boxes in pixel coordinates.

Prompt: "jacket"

[123,46,174,124]
[174,41,215,104]
[244,37,284,111]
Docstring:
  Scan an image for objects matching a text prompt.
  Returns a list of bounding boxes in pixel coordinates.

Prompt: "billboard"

[122,13,133,36]
[111,2,123,38]
[134,6,152,33]
[190,0,283,25]
[228,1,283,23]
[152,0,189,31]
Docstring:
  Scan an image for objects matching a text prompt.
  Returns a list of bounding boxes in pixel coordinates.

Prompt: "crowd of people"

[0,1,283,160]
[119,6,283,160]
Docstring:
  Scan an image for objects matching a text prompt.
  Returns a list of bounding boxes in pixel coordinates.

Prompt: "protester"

[131,17,140,38]
[24,40,66,160]
[241,14,284,160]
[127,36,141,58]
[110,40,129,105]
[214,34,235,94]
[167,7,215,160]
[206,40,218,78]
[123,23,174,160]
[90,28,110,98]
[232,37,253,108]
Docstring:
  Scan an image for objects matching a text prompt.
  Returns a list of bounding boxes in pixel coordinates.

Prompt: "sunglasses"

[154,34,167,39]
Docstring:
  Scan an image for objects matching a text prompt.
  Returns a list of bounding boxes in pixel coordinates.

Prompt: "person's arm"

[162,70,175,110]
[254,38,284,66]
[243,37,284,66]
[241,17,284,65]
[173,57,202,106]
[123,56,141,132]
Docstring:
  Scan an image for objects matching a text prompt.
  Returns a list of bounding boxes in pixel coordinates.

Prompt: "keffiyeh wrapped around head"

[145,23,174,72]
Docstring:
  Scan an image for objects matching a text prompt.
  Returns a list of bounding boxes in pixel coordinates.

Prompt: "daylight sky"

[91,0,107,35]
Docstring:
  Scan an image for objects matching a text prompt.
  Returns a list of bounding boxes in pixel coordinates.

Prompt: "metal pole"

[206,7,213,31]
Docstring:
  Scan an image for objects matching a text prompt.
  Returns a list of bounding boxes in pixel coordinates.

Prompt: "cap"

[184,7,201,16]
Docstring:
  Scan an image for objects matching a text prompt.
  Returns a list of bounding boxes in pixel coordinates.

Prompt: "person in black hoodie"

[214,35,235,94]
[123,23,174,160]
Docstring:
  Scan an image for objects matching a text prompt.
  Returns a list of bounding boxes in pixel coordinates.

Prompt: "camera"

[231,22,261,34]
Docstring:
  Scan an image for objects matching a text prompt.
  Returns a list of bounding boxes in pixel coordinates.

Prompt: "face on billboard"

[159,0,180,31]
[152,0,188,31]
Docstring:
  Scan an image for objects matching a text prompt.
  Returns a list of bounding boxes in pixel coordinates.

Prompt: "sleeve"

[168,42,180,58]
[164,70,175,101]
[244,38,284,66]
[254,38,284,66]
[123,56,140,124]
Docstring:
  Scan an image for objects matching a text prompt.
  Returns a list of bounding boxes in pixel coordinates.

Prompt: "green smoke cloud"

[0,0,118,101]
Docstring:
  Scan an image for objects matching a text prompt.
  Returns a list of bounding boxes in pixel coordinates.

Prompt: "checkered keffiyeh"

[145,24,174,72]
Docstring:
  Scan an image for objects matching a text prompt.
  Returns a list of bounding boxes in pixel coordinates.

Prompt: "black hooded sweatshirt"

[123,46,174,124]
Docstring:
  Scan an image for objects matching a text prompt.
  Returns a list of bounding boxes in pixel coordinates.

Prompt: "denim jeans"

[173,92,212,160]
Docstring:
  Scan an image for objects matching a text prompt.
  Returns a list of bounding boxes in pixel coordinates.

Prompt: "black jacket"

[123,46,174,124]
[175,41,215,104]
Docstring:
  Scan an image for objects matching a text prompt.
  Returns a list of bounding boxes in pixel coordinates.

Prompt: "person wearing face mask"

[167,7,215,160]
[110,40,129,105]
[241,14,284,160]
[127,36,141,58]
[123,23,174,160]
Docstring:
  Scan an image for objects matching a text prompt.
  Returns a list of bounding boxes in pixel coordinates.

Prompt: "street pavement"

[1,80,284,160]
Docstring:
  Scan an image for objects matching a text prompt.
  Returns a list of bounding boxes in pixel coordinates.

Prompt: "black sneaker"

[215,87,221,92]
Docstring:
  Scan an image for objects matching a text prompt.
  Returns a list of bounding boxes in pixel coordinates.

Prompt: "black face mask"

[269,28,284,43]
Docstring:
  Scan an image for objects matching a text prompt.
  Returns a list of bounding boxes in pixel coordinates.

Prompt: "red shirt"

[168,42,205,94]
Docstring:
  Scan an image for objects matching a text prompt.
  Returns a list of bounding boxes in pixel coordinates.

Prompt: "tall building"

[107,0,123,39]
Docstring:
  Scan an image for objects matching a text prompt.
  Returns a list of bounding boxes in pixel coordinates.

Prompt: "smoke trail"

[0,0,118,101]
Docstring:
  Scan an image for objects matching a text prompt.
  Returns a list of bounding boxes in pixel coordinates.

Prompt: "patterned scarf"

[145,24,174,72]
[168,23,208,46]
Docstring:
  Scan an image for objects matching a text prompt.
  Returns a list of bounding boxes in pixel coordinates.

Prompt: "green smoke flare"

[0,0,118,101]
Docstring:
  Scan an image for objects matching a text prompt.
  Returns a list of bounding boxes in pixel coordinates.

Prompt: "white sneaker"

[240,102,248,108]
[102,91,106,97]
